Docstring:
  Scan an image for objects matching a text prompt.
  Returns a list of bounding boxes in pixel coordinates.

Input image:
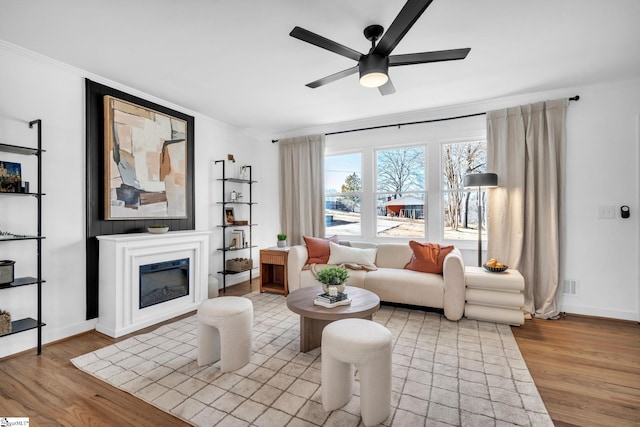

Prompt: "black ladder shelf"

[0,119,46,354]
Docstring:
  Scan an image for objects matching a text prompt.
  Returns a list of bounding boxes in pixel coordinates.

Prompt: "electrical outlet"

[598,205,615,219]
[562,279,577,295]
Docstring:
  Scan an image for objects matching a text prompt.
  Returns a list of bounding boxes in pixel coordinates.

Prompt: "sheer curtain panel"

[487,99,568,319]
[279,134,326,246]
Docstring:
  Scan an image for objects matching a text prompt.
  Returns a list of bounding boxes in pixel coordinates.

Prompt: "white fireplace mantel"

[96,230,211,338]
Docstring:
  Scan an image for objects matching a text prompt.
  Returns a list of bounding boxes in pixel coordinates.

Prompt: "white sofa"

[287,241,466,321]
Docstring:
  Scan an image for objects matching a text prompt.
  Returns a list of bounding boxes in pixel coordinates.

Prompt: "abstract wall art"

[103,96,188,220]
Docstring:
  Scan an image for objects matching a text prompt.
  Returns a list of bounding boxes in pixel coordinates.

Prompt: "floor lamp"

[463,172,498,266]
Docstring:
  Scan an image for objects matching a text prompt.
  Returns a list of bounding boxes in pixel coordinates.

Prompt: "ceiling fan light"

[360,72,388,88]
[359,54,389,88]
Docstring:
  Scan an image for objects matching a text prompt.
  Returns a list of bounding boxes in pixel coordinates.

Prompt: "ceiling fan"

[289,0,470,96]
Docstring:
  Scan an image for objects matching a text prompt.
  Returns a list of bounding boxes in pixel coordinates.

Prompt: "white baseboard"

[560,303,638,321]
[0,319,98,359]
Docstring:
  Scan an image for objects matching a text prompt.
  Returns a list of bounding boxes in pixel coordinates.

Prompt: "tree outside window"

[376,146,425,238]
[442,141,487,241]
[325,153,362,236]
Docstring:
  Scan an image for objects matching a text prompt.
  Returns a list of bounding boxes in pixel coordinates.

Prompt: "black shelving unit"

[0,119,45,354]
[215,160,256,292]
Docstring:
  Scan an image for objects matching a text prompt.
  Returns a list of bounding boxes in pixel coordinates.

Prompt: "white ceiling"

[1,0,639,138]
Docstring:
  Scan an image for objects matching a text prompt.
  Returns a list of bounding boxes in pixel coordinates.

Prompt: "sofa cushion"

[364,268,444,308]
[328,242,377,267]
[374,244,414,269]
[303,235,340,264]
[404,241,454,274]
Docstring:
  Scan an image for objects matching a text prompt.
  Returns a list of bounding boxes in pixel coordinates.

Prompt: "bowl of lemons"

[483,258,508,272]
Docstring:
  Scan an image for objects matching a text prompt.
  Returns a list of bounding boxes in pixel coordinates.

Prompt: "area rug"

[71,292,552,426]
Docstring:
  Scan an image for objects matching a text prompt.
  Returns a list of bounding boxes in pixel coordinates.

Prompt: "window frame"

[324,151,364,237]
[374,144,427,239]
[324,131,486,249]
[439,138,488,248]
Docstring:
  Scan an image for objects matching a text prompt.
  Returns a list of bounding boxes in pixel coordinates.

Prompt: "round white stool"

[197,296,253,372]
[321,318,393,427]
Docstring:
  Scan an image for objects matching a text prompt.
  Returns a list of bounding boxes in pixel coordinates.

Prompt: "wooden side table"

[260,248,289,295]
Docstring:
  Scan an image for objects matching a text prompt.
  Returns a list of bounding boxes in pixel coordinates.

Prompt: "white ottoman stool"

[321,318,393,427]
[197,296,253,372]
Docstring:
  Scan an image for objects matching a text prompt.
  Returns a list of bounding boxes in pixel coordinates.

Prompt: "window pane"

[376,147,425,192]
[376,192,425,238]
[376,147,426,238]
[325,153,361,236]
[442,140,488,241]
[442,141,486,190]
[444,191,487,241]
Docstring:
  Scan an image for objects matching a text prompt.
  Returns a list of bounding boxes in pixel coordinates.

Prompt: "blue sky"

[325,153,361,192]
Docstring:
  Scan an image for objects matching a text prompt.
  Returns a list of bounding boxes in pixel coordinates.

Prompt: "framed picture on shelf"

[224,207,235,225]
[0,161,22,193]
[230,230,243,249]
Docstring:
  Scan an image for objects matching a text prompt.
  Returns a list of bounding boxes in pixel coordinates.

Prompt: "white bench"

[464,266,525,325]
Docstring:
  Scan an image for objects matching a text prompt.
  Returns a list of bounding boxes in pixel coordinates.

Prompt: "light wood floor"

[1,279,638,426]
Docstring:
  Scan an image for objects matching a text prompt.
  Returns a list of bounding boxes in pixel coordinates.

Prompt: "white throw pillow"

[328,242,377,266]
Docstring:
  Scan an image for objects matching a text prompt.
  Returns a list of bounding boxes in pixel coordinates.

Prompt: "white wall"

[561,80,640,320]
[319,79,640,321]
[0,42,280,358]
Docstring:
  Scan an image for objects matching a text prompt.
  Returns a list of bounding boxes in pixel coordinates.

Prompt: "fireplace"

[96,230,211,338]
[139,258,189,309]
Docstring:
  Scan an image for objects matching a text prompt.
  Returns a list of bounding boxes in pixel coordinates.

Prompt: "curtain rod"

[271,95,579,143]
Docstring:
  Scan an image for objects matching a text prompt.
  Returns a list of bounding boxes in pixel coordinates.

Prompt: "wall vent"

[563,279,577,295]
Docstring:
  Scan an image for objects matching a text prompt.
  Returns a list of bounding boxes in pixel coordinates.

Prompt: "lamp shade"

[463,172,498,188]
[359,54,389,88]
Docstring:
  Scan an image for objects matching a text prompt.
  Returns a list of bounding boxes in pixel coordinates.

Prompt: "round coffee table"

[286,285,380,352]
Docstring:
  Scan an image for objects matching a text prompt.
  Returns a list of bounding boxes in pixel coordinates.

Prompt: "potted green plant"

[316,266,349,294]
[277,233,287,248]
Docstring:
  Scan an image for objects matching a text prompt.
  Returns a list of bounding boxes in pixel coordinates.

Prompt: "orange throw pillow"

[404,241,455,274]
[303,235,340,264]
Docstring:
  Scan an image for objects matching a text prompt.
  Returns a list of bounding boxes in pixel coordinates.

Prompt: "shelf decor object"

[0,310,11,335]
[0,260,15,284]
[215,161,256,291]
[147,225,169,234]
[0,161,22,193]
[463,172,498,267]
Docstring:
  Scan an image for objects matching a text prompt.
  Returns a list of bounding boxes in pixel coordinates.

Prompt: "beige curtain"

[487,99,568,319]
[279,134,326,246]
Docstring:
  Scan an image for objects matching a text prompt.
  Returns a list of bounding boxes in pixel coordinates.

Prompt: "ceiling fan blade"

[389,48,471,66]
[373,0,434,57]
[306,66,359,88]
[378,78,396,96]
[290,26,362,62]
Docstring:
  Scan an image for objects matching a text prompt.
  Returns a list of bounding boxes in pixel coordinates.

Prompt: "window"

[325,153,362,236]
[324,136,486,245]
[441,141,487,241]
[375,146,426,238]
